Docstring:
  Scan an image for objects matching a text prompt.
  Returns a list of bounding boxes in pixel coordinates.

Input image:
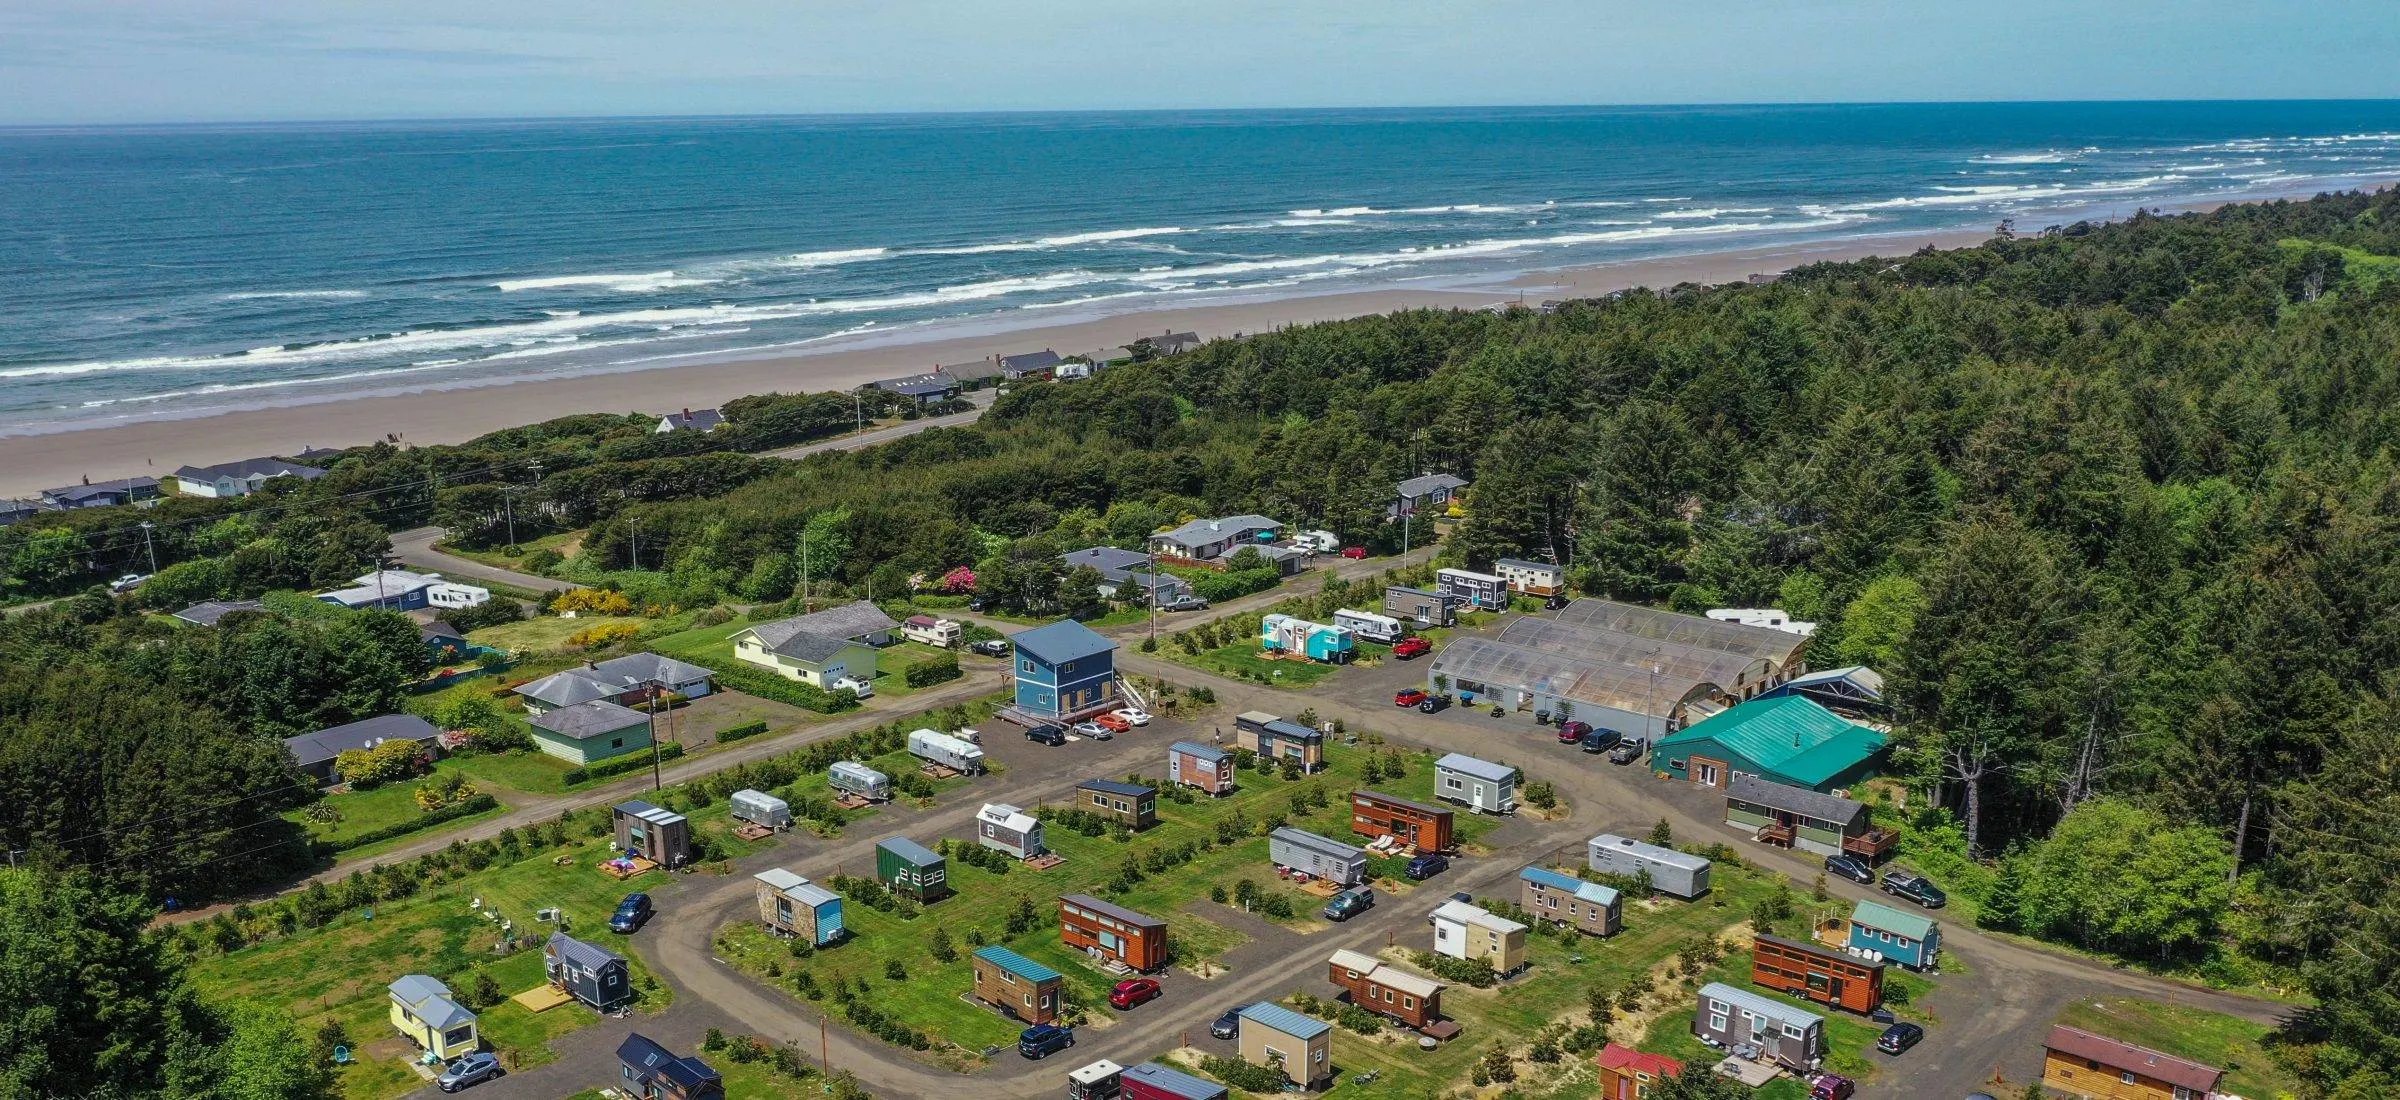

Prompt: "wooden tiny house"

[1750,932,1885,1015]
[971,946,1063,1024]
[1168,741,1235,795]
[1060,893,1169,972]
[1077,779,1157,829]
[1349,790,1454,853]
[2042,1024,2223,1100]
[1327,948,1449,1032]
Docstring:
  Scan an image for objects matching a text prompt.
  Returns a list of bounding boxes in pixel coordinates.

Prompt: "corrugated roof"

[876,835,942,866]
[1328,949,1445,999]
[1124,1062,1226,1100]
[2043,1025,2222,1093]
[1078,778,1154,798]
[1499,616,1774,692]
[1552,598,1808,669]
[1060,893,1166,930]
[1659,696,1885,788]
[1697,981,1821,1029]
[1520,865,1620,906]
[1428,636,1724,724]
[389,974,475,1030]
[1588,833,1713,872]
[1239,1001,1332,1040]
[1012,618,1116,666]
[754,868,809,893]
[616,800,685,826]
[1850,899,1936,942]
[1271,827,1365,861]
[1170,740,1228,763]
[1435,753,1515,783]
[972,945,1060,983]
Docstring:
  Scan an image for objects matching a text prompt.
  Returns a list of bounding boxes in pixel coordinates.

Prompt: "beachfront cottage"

[1168,741,1234,795]
[1349,790,1454,853]
[1059,893,1169,972]
[169,456,327,498]
[753,868,845,946]
[528,699,654,765]
[1146,515,1282,563]
[654,408,724,433]
[613,801,691,868]
[1430,899,1528,976]
[1009,618,1121,722]
[731,600,898,688]
[1519,866,1622,937]
[617,1032,724,1100]
[971,946,1062,1024]
[998,348,1063,380]
[39,477,160,509]
[387,975,478,1060]
[1327,948,1448,1032]
[511,652,713,716]
[1077,778,1158,830]
[1236,1003,1333,1090]
[282,714,441,785]
[2042,1024,2224,1100]
[869,372,960,405]
[543,931,632,1012]
[1692,982,1825,1072]
[1433,753,1517,814]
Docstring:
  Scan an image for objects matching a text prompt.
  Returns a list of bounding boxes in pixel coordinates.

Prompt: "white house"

[170,457,328,498]
[1434,753,1517,814]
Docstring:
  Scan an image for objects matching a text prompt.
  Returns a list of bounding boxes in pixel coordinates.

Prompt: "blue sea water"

[3,101,2399,428]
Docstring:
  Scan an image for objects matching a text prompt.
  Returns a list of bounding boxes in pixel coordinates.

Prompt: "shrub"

[1200,1056,1289,1093]
[565,741,686,784]
[334,739,425,788]
[717,721,769,743]
[566,621,641,649]
[903,656,962,688]
[1336,1003,1384,1034]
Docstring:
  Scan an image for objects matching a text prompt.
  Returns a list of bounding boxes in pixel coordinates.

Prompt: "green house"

[529,699,654,765]
[1653,695,1886,792]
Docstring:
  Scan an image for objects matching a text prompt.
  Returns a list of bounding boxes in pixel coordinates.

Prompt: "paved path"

[764,390,997,461]
[388,526,579,594]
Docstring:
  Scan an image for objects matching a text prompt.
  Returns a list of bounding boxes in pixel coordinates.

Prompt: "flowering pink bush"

[941,566,976,593]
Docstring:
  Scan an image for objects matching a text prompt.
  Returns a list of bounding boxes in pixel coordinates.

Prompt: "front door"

[1693,757,1725,788]
[1827,976,1845,1004]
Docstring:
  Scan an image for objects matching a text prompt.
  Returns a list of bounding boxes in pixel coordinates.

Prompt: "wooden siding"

[1349,791,1454,852]
[970,956,1060,1025]
[1750,936,1884,1014]
[2042,1051,2198,1100]
[1059,898,1169,972]
[1326,960,1442,1030]
[1521,879,1621,937]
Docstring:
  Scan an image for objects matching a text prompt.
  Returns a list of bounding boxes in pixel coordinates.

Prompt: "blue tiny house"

[1011,619,1120,721]
[1845,900,1940,970]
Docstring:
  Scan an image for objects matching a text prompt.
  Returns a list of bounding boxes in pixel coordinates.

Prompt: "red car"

[1391,636,1432,659]
[1092,713,1132,734]
[1340,547,1368,559]
[1393,688,1429,708]
[1108,978,1162,1010]
[1555,720,1592,744]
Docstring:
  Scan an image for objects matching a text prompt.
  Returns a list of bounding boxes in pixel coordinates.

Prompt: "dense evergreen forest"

[9,190,2400,1095]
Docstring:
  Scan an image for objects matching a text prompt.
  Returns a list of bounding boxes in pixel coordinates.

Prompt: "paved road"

[765,389,997,461]
[388,526,581,594]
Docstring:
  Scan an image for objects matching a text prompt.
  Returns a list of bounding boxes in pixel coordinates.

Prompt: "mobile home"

[1586,833,1713,899]
[728,789,791,831]
[1269,827,1368,886]
[874,836,949,902]
[1059,893,1169,971]
[1436,566,1509,611]
[828,761,892,802]
[908,728,986,773]
[1168,741,1235,795]
[1433,753,1517,814]
[1349,790,1455,852]
[901,614,964,648]
[977,802,1047,860]
[1332,608,1406,644]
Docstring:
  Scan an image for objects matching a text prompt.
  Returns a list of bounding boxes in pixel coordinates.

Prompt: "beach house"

[170,456,327,498]
[1010,619,1120,722]
[654,408,724,433]
[731,600,898,689]
[316,568,490,611]
[1061,546,1192,606]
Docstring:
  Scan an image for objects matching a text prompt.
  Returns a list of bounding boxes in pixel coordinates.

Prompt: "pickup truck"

[1880,870,1948,909]
[1321,887,1376,922]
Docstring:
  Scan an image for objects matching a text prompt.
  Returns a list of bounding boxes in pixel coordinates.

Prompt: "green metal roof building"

[1652,695,1887,792]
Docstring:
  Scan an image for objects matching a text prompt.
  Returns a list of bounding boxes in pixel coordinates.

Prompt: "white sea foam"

[781,247,890,266]
[1035,227,1184,246]
[1272,217,1359,227]
[1289,206,1388,217]
[1971,148,2097,165]
[492,271,714,293]
[220,289,369,301]
[1656,207,1773,220]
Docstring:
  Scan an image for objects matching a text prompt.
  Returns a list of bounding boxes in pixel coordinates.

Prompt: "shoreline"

[0,223,2106,496]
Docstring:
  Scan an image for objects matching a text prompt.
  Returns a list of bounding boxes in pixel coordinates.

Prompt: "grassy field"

[437,530,582,572]
[284,753,572,852]
[469,614,648,654]
[188,830,679,1100]
[2055,996,2302,1100]
[648,618,751,661]
[451,750,580,796]
[1170,643,1344,689]
[714,743,1496,1066]
[865,641,963,698]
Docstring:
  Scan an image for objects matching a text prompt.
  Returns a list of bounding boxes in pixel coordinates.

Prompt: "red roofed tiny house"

[1595,1044,1683,1100]
[2041,1024,2223,1100]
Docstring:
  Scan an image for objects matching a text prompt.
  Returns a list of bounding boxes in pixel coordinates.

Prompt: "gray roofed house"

[0,498,46,526]
[616,1032,723,1098]
[173,599,267,627]
[388,974,475,1031]
[1148,514,1282,561]
[1075,346,1135,366]
[940,359,1004,383]
[1398,473,1468,499]
[1434,753,1516,783]
[656,407,725,432]
[1727,774,1868,829]
[743,600,899,658]
[1147,330,1202,355]
[283,714,441,783]
[998,348,1063,377]
[41,477,161,508]
[1061,546,1192,603]
[1011,618,1117,666]
[529,699,651,741]
[170,457,327,498]
[871,372,961,401]
[1064,546,1155,580]
[513,651,716,714]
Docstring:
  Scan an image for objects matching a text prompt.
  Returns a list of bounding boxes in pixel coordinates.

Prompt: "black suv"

[970,639,1010,658]
[1026,724,1066,746]
[1880,870,1948,909]
[1824,853,1875,885]
[608,892,654,934]
[1876,1022,1925,1055]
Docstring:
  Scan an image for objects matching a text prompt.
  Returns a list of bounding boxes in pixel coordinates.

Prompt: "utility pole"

[628,517,639,572]
[646,695,663,791]
[138,521,158,575]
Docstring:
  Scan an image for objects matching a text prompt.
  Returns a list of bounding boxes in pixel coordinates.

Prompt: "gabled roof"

[530,699,651,740]
[1063,546,1155,583]
[1435,753,1515,783]
[658,408,724,431]
[971,945,1061,983]
[515,652,713,709]
[1697,981,1821,1030]
[388,974,474,1030]
[1154,514,1280,548]
[282,714,440,768]
[871,372,959,396]
[1596,1043,1684,1078]
[1850,899,1936,942]
[998,348,1062,372]
[1397,473,1468,497]
[1774,665,1886,701]
[742,600,898,657]
[1078,778,1154,798]
[1011,619,1115,666]
[1171,740,1229,763]
[1328,948,1445,999]
[1521,865,1621,907]
[172,456,327,484]
[979,802,1040,834]
[1238,1001,1332,1040]
[1272,827,1365,861]
[1432,899,1529,935]
[1060,893,1166,930]
[616,1032,721,1091]
[754,867,809,894]
[173,599,266,627]
[2043,1025,2222,1093]
[941,359,1004,380]
[545,931,625,971]
[1660,696,1887,788]
[419,620,467,644]
[876,835,943,866]
[1727,774,1868,828]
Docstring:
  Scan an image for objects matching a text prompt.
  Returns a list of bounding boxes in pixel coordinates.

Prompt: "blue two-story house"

[1011,619,1120,721]
[1846,899,1940,970]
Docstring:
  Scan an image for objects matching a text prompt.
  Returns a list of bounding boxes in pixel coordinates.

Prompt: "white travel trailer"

[1332,608,1406,645]
[728,789,791,830]
[907,728,985,774]
[827,761,892,802]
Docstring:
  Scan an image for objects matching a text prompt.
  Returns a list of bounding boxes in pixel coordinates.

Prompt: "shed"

[2042,1024,2223,1100]
[1586,833,1712,899]
[1654,695,1887,792]
[1326,948,1447,1031]
[829,760,892,802]
[1059,893,1169,971]
[1693,982,1824,1071]
[1233,710,1325,771]
[971,945,1063,1024]
[1430,900,1528,975]
[1751,932,1884,1015]
[617,1032,724,1100]
[1433,753,1517,814]
[1168,740,1234,796]
[1519,866,1622,937]
[1383,584,1458,627]
[387,974,478,1059]
[544,931,631,1011]
[1436,566,1509,611]
[614,801,691,868]
[1348,790,1454,853]
[754,868,845,946]
[1846,899,1941,970]
[908,728,985,773]
[1121,1062,1229,1100]
[1726,774,1894,861]
[875,836,949,901]
[1076,778,1157,829]
[1269,827,1368,886]
[1236,1002,1333,1089]
[977,802,1047,860]
[728,789,791,831]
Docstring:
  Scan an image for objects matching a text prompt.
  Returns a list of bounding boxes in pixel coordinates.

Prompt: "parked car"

[1092,713,1132,734]
[1161,595,1210,612]
[1877,1022,1925,1055]
[436,1052,503,1093]
[1405,853,1449,880]
[1026,724,1067,746]
[1556,720,1592,744]
[1211,1003,1257,1040]
[1108,978,1162,1010]
[109,573,150,593]
[832,675,874,699]
[1391,636,1432,659]
[1881,870,1948,909]
[1417,694,1449,714]
[1393,688,1429,708]
[970,639,1010,658]
[1322,887,1376,922]
[1340,546,1368,559]
[1071,720,1113,741]
[967,598,988,612]
[1017,1024,1075,1059]
[1822,853,1875,885]
[1809,1073,1856,1100]
[1580,728,1622,754]
[608,893,653,934]
[1110,707,1151,727]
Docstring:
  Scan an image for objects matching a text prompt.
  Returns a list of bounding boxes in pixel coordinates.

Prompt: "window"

[2120,1072,2136,1086]
[1444,776,1463,791]
[1021,659,1035,674]
[1402,994,1417,1010]
[1709,1014,1727,1031]
[611,737,624,749]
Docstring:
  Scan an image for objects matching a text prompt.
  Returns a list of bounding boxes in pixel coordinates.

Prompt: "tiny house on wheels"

[2042,1024,2224,1100]
[1260,614,1356,663]
[971,946,1063,1024]
[1519,866,1622,937]
[1233,710,1325,772]
[544,932,632,1012]
[1236,1002,1334,1090]
[754,869,845,946]
[1120,1062,1229,1100]
[1587,833,1713,899]
[1327,947,1448,1032]
[1077,778,1158,829]
[388,974,478,1060]
[1168,741,1235,795]
[1059,893,1169,971]
[908,728,986,773]
[874,835,949,901]
[828,760,892,802]
[1433,753,1517,814]
[1436,566,1509,611]
[1431,899,1528,976]
[1270,827,1369,887]
[1751,932,1884,1015]
[614,801,691,868]
[977,802,1048,860]
[1349,790,1455,853]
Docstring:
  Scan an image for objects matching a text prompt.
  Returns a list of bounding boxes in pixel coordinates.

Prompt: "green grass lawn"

[189,831,678,1100]
[469,614,648,655]
[2055,996,2302,1100]
[437,530,582,574]
[1165,643,1342,690]
[284,754,557,852]
[449,750,580,796]
[647,618,752,661]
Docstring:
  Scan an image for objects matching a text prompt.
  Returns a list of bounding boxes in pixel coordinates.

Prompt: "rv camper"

[908,728,986,774]
[1332,608,1406,644]
[1587,833,1713,899]
[828,761,892,802]
[728,789,791,831]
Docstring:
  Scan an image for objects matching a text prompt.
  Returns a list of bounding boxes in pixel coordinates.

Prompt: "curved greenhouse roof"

[1428,636,1724,720]
[1551,598,1809,671]
[1498,616,1777,695]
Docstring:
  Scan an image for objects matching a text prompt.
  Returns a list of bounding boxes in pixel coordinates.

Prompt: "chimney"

[682,407,692,418]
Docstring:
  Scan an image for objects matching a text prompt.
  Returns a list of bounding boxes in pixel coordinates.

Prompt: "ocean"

[4,100,2399,429]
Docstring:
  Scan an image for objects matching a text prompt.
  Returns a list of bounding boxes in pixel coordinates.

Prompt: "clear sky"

[6,0,2398,125]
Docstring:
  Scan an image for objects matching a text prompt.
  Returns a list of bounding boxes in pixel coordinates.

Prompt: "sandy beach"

[0,227,1993,496]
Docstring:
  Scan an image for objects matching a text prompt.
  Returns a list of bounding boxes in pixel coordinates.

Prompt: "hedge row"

[563,741,687,786]
[902,656,961,688]
[679,654,857,714]
[320,793,500,853]
[717,721,769,743]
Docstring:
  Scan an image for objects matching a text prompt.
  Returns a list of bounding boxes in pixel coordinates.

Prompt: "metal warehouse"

[1427,636,1729,739]
[1551,598,1810,675]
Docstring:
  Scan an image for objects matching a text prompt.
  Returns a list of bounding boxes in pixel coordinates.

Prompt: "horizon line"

[6,96,2400,133]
